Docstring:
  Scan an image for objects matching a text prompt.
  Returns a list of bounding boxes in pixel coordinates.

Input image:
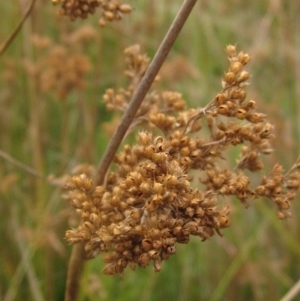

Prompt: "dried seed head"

[64,44,300,277]
[226,44,236,57]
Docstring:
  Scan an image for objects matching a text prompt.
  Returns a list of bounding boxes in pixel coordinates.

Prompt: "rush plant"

[49,1,300,301]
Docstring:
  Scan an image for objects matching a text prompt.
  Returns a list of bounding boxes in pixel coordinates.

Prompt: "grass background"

[0,1,300,300]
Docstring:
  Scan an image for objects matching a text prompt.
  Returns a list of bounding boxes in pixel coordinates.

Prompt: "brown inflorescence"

[26,29,97,100]
[51,0,132,25]
[64,45,300,275]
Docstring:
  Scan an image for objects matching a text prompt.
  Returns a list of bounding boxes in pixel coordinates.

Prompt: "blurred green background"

[0,1,300,300]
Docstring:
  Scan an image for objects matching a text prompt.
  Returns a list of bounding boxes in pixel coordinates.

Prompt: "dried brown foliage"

[25,27,98,100]
[64,45,300,275]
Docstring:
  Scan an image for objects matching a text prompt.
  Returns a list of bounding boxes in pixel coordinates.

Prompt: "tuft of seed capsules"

[64,45,300,275]
[52,0,132,25]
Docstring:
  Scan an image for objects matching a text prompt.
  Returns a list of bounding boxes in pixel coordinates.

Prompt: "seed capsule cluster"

[27,29,97,100]
[65,133,230,274]
[64,45,300,275]
[51,0,132,24]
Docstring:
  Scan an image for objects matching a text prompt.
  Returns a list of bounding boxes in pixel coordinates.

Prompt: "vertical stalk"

[19,0,50,299]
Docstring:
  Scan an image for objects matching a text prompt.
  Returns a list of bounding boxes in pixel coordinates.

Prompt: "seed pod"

[217,104,228,115]
[246,112,265,123]
[89,213,99,225]
[243,99,256,110]
[144,145,155,158]
[172,226,182,236]
[224,72,236,84]
[205,207,218,216]
[183,221,198,233]
[286,179,300,189]
[84,221,95,232]
[104,11,114,21]
[236,108,247,119]
[130,208,142,220]
[226,44,236,57]
[195,207,205,217]
[140,182,152,194]
[145,200,156,212]
[165,174,178,187]
[153,240,163,250]
[152,194,163,206]
[173,99,186,110]
[149,249,159,259]
[231,61,242,74]
[153,182,163,194]
[138,131,151,146]
[185,207,194,217]
[160,249,171,260]
[273,186,282,195]
[152,152,166,163]
[117,258,127,268]
[171,137,180,147]
[133,245,141,255]
[236,70,250,82]
[154,259,162,272]
[238,52,251,65]
[71,175,84,189]
[103,264,117,275]
[180,146,190,156]
[167,245,176,254]
[92,186,105,198]
[218,214,230,228]
[138,253,150,267]
[83,178,93,191]
[123,250,133,260]
[255,185,266,196]
[215,93,227,105]
[180,135,190,146]
[206,115,214,127]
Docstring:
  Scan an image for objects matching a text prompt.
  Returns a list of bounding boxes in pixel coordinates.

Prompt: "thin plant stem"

[208,220,268,301]
[64,1,198,301]
[96,0,198,185]
[64,242,86,301]
[0,0,37,55]
[11,208,45,301]
[280,278,300,301]
[0,149,44,179]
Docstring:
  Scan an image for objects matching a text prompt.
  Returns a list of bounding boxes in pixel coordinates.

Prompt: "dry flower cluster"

[25,27,97,99]
[51,0,132,26]
[64,45,300,275]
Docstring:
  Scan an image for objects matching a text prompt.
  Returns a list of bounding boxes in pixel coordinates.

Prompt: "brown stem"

[64,1,198,301]
[0,0,37,56]
[279,277,300,301]
[64,242,86,301]
[96,0,198,185]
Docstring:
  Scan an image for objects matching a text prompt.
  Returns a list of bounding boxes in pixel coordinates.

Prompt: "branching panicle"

[64,45,300,275]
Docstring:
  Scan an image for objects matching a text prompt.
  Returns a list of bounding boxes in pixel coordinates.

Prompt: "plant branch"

[0,149,44,179]
[64,242,86,301]
[96,0,198,186]
[280,278,300,301]
[0,0,37,56]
